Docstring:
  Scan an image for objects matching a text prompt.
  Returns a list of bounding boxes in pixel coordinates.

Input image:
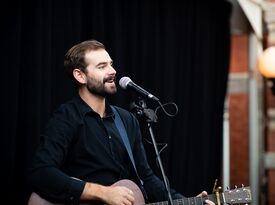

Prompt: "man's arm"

[28,106,83,202]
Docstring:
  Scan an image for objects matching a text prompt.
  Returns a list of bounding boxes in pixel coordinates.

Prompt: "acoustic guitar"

[28,179,252,205]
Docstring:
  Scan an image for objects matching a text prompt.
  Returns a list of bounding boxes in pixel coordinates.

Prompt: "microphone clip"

[130,99,158,123]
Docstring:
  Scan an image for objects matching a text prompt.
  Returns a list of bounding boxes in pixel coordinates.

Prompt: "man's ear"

[73,69,86,84]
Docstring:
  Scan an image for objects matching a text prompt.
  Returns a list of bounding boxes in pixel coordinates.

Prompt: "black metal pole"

[137,99,174,205]
[147,122,173,205]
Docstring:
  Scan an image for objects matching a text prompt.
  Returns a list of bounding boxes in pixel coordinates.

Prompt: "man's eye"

[98,65,106,69]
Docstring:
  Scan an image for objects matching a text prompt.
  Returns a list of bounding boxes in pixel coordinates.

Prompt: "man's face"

[83,49,117,97]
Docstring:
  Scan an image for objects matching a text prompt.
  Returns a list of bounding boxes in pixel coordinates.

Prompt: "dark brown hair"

[64,39,105,86]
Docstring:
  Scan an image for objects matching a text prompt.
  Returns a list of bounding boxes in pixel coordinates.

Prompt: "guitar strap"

[111,106,148,202]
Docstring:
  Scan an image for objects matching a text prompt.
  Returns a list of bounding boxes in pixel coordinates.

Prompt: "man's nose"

[109,65,116,74]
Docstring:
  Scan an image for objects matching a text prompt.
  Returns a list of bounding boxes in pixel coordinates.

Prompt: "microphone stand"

[131,98,174,205]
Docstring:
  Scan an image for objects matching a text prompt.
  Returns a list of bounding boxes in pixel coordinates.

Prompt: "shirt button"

[109,135,112,139]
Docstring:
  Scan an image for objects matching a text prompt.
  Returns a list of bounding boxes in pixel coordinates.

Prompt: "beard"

[86,75,117,97]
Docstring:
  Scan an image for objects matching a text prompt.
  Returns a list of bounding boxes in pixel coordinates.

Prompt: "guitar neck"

[148,193,222,205]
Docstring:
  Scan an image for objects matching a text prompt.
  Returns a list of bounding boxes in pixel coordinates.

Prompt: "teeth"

[105,76,116,83]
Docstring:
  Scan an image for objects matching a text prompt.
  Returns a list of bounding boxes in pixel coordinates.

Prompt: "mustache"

[103,75,116,83]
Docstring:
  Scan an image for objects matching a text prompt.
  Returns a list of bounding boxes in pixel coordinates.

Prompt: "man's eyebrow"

[95,62,108,67]
[95,60,113,67]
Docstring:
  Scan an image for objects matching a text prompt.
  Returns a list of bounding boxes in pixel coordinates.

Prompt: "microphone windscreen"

[119,76,132,89]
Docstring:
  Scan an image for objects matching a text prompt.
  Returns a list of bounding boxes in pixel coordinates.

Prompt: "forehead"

[85,49,112,65]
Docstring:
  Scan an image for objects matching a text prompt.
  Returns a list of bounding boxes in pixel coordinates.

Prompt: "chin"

[109,89,117,95]
[104,88,116,95]
[106,86,117,93]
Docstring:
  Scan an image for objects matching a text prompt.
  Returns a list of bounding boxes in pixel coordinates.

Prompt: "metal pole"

[248,33,264,205]
[223,97,230,191]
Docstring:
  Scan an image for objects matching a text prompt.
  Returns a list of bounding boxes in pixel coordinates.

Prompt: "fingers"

[205,199,215,205]
[201,191,208,196]
[121,188,134,205]
[103,186,135,205]
[196,190,208,197]
[196,191,214,205]
[126,189,133,195]
[120,187,135,205]
[125,189,134,203]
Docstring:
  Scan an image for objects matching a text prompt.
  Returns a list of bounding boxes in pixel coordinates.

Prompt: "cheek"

[86,71,100,81]
[86,68,107,83]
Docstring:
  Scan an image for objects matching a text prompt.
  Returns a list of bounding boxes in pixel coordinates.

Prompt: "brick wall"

[229,33,275,204]
[229,34,250,187]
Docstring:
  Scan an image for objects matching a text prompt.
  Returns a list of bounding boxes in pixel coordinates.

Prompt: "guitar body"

[28,179,145,205]
[112,180,145,205]
[28,192,64,205]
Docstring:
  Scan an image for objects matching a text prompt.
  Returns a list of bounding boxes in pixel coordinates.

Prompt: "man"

[28,39,214,205]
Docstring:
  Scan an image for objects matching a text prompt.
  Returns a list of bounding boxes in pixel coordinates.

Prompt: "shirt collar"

[74,95,115,118]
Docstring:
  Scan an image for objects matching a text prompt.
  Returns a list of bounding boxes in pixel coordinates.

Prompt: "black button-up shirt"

[29,95,183,203]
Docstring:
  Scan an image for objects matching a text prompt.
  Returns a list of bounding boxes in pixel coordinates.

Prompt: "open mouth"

[104,76,116,83]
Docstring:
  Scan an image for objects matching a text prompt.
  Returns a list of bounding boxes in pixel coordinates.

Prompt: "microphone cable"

[155,101,178,117]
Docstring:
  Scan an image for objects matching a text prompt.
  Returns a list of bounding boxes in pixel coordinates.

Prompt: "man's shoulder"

[52,97,88,119]
[55,98,78,112]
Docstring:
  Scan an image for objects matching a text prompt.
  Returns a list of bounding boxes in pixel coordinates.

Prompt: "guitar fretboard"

[148,194,220,205]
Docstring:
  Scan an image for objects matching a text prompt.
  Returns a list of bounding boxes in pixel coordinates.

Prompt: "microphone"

[119,76,160,102]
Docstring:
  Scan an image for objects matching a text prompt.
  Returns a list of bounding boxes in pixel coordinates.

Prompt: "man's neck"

[78,88,106,118]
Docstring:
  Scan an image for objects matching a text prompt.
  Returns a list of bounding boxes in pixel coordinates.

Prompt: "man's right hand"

[82,182,135,205]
